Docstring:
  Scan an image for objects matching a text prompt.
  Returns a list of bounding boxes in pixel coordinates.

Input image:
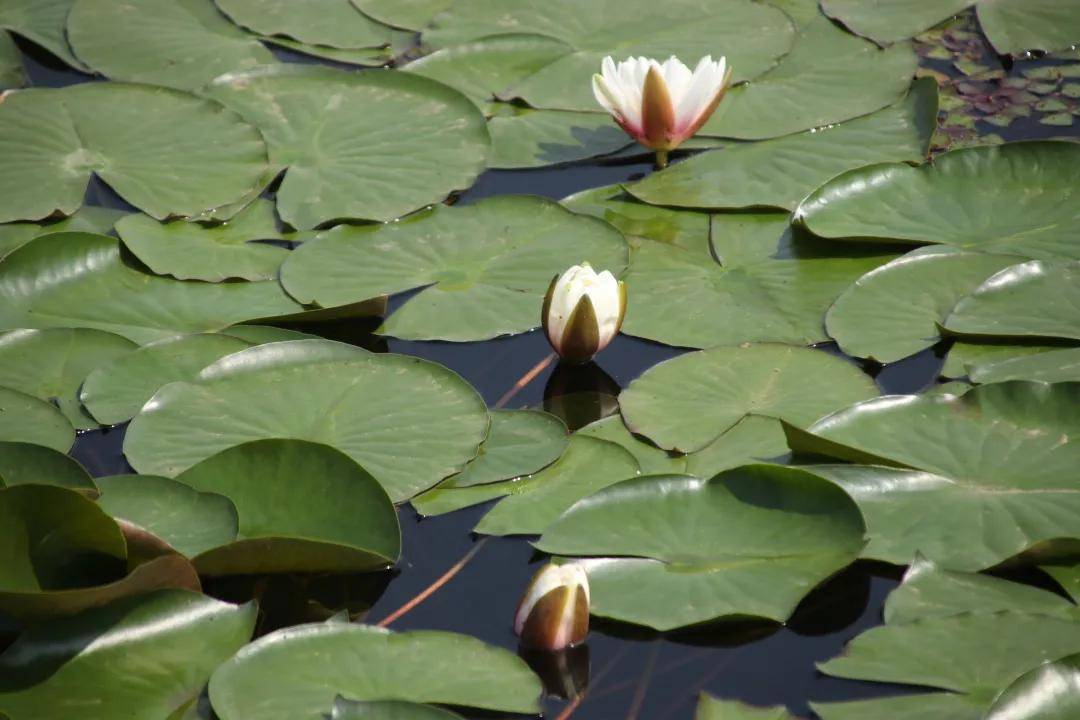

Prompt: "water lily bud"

[592,55,732,167]
[514,563,590,650]
[542,263,626,365]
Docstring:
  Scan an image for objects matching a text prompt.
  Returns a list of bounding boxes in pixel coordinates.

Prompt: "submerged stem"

[375,537,490,627]
[494,352,557,408]
[654,149,669,169]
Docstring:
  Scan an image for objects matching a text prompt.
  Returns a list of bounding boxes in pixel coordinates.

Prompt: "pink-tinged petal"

[676,63,733,142]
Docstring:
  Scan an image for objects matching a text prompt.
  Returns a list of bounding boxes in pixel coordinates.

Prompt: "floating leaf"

[1041,112,1076,126]
[0,385,74,452]
[820,0,972,46]
[576,415,687,475]
[967,346,1080,383]
[487,104,630,168]
[0,0,87,70]
[446,409,567,487]
[0,442,96,493]
[560,185,710,256]
[941,341,1061,379]
[0,590,256,720]
[0,32,25,89]
[332,698,464,720]
[125,341,488,502]
[620,344,878,453]
[0,206,129,260]
[985,652,1080,720]
[976,0,1080,56]
[697,695,802,720]
[280,196,628,341]
[1044,564,1080,604]
[204,65,489,228]
[350,0,451,31]
[791,382,1080,570]
[208,623,542,719]
[214,0,393,50]
[626,78,936,211]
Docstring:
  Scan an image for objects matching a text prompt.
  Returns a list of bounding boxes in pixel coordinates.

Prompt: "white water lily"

[514,563,590,650]
[592,55,732,166]
[542,263,626,364]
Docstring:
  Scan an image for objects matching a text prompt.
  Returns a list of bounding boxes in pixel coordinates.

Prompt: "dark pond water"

[12,18,1079,719]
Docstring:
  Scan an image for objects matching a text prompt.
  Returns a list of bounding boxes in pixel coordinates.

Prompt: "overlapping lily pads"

[537,465,866,630]
[966,346,1080,383]
[985,652,1080,720]
[214,0,393,50]
[124,341,488,502]
[203,65,489,228]
[0,385,75,452]
[281,196,628,340]
[697,695,801,720]
[0,442,96,492]
[445,409,567,487]
[0,32,24,89]
[332,699,464,720]
[0,206,128,260]
[351,0,450,31]
[0,83,270,223]
[561,185,710,256]
[0,0,86,70]
[627,78,937,211]
[794,142,1080,261]
[792,381,1080,570]
[208,623,543,719]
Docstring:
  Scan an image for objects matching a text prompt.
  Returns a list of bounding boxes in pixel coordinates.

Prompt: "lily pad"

[332,698,464,720]
[350,0,451,31]
[0,442,97,493]
[1044,564,1080,604]
[174,439,400,574]
[825,247,1023,363]
[620,344,879,453]
[941,341,1062,379]
[487,104,630,168]
[423,0,797,112]
[124,342,488,502]
[576,415,687,475]
[794,142,1080,262]
[0,32,25,89]
[81,333,253,425]
[280,196,628,341]
[67,0,275,90]
[538,465,866,630]
[214,0,393,50]
[0,83,270,223]
[985,652,1080,720]
[203,65,489,228]
[683,414,791,480]
[967,346,1080,383]
[0,0,87,70]
[445,409,567,487]
[976,0,1080,56]
[208,623,543,719]
[115,199,293,282]
[0,206,130,261]
[790,382,1080,570]
[820,0,972,45]
[0,233,305,344]
[560,185,710,256]
[0,385,75,452]
[943,260,1080,341]
[702,4,918,139]
[697,695,801,720]
[0,590,256,720]
[626,78,936,211]
[220,325,320,344]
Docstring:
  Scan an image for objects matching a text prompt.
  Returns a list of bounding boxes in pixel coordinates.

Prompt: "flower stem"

[654,149,669,169]
[375,537,490,627]
[494,352,556,408]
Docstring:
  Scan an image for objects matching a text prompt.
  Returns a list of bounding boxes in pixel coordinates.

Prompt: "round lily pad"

[0,206,129,260]
[332,698,464,720]
[350,0,451,31]
[214,0,394,50]
[985,652,1080,720]
[0,441,97,493]
[976,0,1080,56]
[124,342,488,502]
[0,0,88,70]
[280,196,628,341]
[208,623,543,719]
[620,343,879,453]
[968,347,1080,384]
[576,415,687,475]
[820,0,972,46]
[487,104,630,168]
[203,65,489,228]
[446,409,567,487]
[561,184,710,256]
[0,385,75,452]
[794,142,1080,261]
[697,695,802,720]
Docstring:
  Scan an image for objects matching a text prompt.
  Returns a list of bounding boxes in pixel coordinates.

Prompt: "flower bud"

[514,563,590,650]
[542,263,626,365]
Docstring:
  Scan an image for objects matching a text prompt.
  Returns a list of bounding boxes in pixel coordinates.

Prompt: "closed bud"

[542,263,626,365]
[514,563,590,650]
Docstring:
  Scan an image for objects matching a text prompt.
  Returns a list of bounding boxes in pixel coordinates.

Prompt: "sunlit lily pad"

[81,333,252,425]
[487,104,630,168]
[627,78,936,211]
[0,442,96,493]
[208,623,542,719]
[0,385,75,452]
[0,32,25,89]
[0,206,129,260]
[941,341,1062,380]
[538,465,866,630]
[332,698,464,720]
[203,65,489,228]
[350,0,451,31]
[0,83,270,223]
[985,652,1080,720]
[561,185,710,256]
[794,142,1080,262]
[820,0,971,46]
[620,344,879,453]
[0,590,256,720]
[0,0,87,70]
[446,409,567,487]
[214,0,393,50]
[976,0,1080,56]
[967,346,1080,383]
[791,382,1080,570]
[697,695,801,720]
[124,342,488,502]
[576,415,687,475]
[0,233,308,344]
[67,0,275,90]
[280,196,628,341]
[825,247,1023,363]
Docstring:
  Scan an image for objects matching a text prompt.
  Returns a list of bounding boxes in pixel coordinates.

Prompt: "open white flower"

[542,263,626,364]
[514,563,590,650]
[592,55,732,165]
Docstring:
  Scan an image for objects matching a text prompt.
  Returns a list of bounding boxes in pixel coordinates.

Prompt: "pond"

[0,2,1079,720]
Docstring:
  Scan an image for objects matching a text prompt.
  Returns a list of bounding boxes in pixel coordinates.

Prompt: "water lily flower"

[592,55,732,167]
[514,563,590,650]
[542,263,626,365]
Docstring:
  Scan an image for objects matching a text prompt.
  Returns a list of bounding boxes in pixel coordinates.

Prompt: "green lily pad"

[976,0,1080,56]
[174,439,400,574]
[944,260,1080,341]
[220,325,320,344]
[702,4,918,139]
[0,0,87,70]
[794,142,1080,262]
[81,333,252,425]
[820,0,971,45]
[825,247,1023,363]
[968,346,1080,383]
[350,0,450,31]
[424,0,797,112]
[280,196,628,341]
[683,414,791,480]
[0,233,306,344]
[697,695,801,720]
[259,35,394,66]
[985,652,1080,720]
[560,185,710,256]
[0,327,137,430]
[487,104,630,168]
[0,83,270,223]
[0,206,130,261]
[66,0,275,91]
[0,590,256,720]
[203,65,489,228]
[332,698,464,720]
[576,415,687,475]
[620,344,879,453]
[208,623,542,719]
[0,32,25,89]
[214,0,393,50]
[941,341,1062,379]
[813,693,984,720]
[627,78,936,211]
[0,442,97,493]
[1044,564,1080,603]
[0,385,75,452]
[445,409,567,487]
[790,382,1080,570]
[116,200,293,282]
[124,342,488,502]
[538,465,866,630]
